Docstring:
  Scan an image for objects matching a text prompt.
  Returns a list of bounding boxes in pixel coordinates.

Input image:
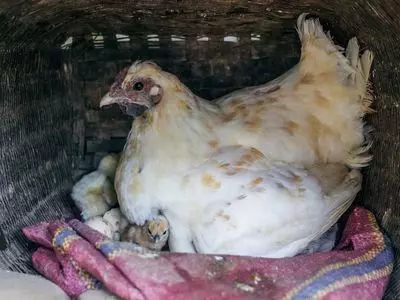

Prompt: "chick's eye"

[147,228,152,235]
[133,82,144,91]
[162,230,168,236]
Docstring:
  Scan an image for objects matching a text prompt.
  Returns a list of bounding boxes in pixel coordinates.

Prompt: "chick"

[102,208,124,241]
[82,208,122,241]
[71,154,120,220]
[97,153,120,181]
[120,215,169,251]
[85,216,114,240]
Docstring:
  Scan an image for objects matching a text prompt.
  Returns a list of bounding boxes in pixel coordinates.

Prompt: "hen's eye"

[133,82,144,91]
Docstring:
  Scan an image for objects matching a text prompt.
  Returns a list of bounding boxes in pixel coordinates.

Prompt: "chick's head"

[144,215,169,244]
[98,154,120,179]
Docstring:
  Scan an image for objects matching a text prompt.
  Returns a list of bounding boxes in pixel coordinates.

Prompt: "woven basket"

[0,1,399,298]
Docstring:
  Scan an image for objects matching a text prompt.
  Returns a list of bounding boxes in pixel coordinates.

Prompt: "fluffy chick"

[120,215,169,251]
[84,208,123,241]
[71,154,120,220]
[102,207,124,240]
[85,216,115,240]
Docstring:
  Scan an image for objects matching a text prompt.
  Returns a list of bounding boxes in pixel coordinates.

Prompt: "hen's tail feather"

[296,13,354,78]
[296,14,374,104]
[359,50,375,114]
[344,38,375,167]
[345,37,360,79]
[345,37,375,114]
[297,14,375,168]
[345,143,373,168]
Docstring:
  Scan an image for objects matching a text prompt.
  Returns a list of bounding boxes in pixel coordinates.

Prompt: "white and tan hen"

[99,14,373,257]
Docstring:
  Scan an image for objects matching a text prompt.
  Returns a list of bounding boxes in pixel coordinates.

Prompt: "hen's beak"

[99,92,117,108]
[100,91,151,117]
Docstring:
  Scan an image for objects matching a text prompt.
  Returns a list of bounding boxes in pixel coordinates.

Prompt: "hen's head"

[100,60,192,117]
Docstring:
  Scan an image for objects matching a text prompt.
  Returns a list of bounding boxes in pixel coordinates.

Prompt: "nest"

[0,1,399,298]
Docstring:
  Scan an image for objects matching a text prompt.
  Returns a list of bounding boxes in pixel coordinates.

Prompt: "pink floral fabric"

[23,207,394,300]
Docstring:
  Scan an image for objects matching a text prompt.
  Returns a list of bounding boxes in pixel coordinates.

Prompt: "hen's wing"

[173,146,361,258]
[215,64,299,106]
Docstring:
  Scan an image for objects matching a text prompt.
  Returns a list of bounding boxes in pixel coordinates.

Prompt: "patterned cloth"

[23,207,394,300]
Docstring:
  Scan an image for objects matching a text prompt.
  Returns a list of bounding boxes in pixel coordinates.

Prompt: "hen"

[99,14,373,257]
[71,154,119,220]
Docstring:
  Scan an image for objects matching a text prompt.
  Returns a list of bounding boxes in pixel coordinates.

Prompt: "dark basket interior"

[0,1,399,298]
